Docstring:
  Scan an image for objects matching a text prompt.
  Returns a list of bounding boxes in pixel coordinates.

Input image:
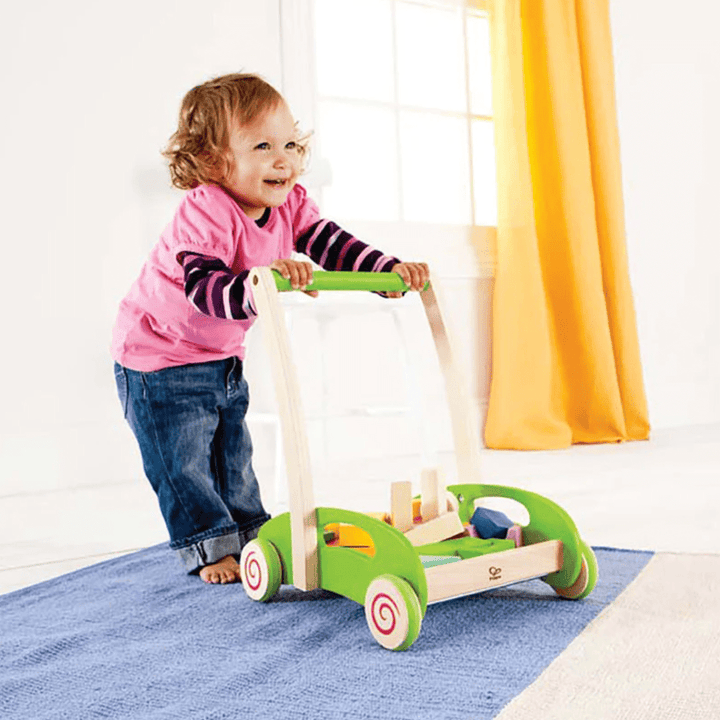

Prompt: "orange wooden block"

[412,498,422,524]
[337,524,373,548]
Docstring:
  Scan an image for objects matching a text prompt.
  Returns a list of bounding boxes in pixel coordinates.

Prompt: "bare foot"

[199,555,242,584]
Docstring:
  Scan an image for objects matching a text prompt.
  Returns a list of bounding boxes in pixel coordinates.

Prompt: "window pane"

[395,2,466,112]
[471,119,497,225]
[317,101,400,221]
[314,0,394,102]
[467,14,493,116]
[399,111,472,225]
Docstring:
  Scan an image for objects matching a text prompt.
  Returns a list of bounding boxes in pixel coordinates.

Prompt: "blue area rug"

[0,545,652,720]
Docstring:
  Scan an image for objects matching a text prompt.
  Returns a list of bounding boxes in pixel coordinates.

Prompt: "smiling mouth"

[264,179,288,187]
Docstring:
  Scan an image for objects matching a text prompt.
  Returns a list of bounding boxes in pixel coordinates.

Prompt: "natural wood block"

[420,468,440,521]
[403,511,464,546]
[391,481,413,532]
[365,511,391,524]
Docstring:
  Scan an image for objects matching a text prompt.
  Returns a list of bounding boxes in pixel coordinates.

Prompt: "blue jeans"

[114,358,270,573]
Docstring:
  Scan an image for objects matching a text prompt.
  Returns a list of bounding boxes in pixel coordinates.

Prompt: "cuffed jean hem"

[173,516,271,574]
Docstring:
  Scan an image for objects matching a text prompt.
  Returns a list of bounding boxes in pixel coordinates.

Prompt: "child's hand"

[270,259,318,297]
[387,262,430,298]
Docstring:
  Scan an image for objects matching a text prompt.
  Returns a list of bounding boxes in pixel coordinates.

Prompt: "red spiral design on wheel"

[243,550,262,591]
[370,593,399,636]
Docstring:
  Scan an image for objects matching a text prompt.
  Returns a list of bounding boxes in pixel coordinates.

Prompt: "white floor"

[1,423,718,596]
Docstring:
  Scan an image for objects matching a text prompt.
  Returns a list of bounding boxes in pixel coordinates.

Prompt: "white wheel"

[364,575,422,651]
[240,539,282,602]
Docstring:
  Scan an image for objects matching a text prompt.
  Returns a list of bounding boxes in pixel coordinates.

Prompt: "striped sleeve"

[180,253,257,320]
[295,219,400,273]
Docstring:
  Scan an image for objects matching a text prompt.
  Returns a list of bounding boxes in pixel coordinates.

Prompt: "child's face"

[224,102,303,219]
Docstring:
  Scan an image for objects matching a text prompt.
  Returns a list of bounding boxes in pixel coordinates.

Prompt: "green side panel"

[272,269,427,294]
[447,483,583,587]
[316,508,428,614]
[257,509,428,614]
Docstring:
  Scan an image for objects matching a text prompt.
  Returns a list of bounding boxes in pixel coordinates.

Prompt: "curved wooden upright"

[249,267,319,590]
[419,279,483,487]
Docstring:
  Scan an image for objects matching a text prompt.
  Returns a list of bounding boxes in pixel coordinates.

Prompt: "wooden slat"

[425,540,564,604]
[421,278,483,485]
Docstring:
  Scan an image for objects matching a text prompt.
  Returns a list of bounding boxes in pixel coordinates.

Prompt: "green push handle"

[271,270,427,293]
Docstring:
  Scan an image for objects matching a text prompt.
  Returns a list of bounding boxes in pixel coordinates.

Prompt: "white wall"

[1,0,717,499]
[0,0,283,494]
[610,0,720,428]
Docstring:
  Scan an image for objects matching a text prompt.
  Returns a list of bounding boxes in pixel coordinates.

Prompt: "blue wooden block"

[470,507,514,539]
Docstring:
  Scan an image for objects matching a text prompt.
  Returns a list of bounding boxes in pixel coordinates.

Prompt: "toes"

[199,556,242,584]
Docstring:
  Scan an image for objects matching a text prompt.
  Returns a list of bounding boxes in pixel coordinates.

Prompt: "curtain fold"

[485,0,650,449]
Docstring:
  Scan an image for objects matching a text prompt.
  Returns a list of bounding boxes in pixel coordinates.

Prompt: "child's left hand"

[387,262,430,298]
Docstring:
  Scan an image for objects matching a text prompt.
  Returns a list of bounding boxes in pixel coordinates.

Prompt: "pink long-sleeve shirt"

[111,183,399,371]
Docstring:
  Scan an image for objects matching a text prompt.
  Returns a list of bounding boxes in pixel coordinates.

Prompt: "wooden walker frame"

[240,268,598,651]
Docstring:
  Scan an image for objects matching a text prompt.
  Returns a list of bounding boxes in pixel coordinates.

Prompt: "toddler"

[112,73,429,584]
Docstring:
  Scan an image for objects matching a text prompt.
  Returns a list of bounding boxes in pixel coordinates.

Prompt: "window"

[311,0,496,228]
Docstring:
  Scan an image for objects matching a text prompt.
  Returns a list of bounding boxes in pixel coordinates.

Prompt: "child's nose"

[273,150,291,167]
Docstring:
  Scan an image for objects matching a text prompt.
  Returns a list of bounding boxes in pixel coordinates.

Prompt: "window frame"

[279,0,496,279]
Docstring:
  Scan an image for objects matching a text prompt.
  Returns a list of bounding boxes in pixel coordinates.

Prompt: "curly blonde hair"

[163,73,302,190]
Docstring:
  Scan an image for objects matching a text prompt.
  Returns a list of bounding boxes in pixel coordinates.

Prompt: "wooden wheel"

[240,539,282,602]
[553,540,598,600]
[364,575,422,651]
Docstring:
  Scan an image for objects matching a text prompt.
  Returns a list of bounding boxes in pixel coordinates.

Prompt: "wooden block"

[403,511,465,547]
[337,524,373,548]
[323,529,338,543]
[420,468,440,521]
[364,511,391,524]
[470,506,513,539]
[391,481,413,532]
[412,499,422,523]
[507,524,523,547]
[419,555,463,569]
[436,468,449,516]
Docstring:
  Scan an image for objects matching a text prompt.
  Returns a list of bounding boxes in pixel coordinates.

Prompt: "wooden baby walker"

[240,268,598,651]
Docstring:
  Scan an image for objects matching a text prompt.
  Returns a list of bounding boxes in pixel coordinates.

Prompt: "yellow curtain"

[484,0,650,449]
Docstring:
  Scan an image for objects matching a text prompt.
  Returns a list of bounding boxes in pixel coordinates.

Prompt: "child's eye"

[285,141,297,150]
[254,142,270,150]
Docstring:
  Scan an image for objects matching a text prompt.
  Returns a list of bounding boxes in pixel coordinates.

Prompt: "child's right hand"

[269,259,318,297]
